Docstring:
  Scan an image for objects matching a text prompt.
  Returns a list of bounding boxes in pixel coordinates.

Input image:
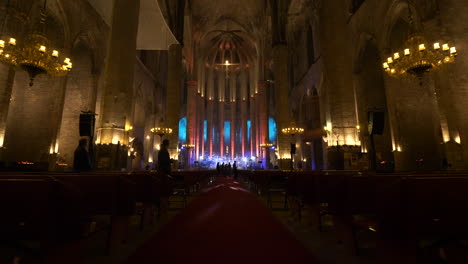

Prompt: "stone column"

[99,0,140,144]
[273,44,291,169]
[230,73,237,159]
[240,71,248,157]
[165,44,183,161]
[95,0,140,170]
[186,80,197,165]
[218,73,225,157]
[258,80,269,166]
[436,0,468,170]
[0,64,15,152]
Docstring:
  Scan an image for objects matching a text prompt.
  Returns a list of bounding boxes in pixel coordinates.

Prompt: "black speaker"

[79,114,95,137]
[368,111,384,135]
[290,143,296,154]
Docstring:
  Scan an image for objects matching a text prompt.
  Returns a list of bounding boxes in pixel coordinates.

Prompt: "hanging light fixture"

[281,122,304,136]
[382,0,456,82]
[382,35,457,78]
[0,0,72,86]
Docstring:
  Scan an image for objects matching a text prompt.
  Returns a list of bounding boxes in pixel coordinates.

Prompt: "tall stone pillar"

[273,44,291,169]
[207,100,214,157]
[258,80,269,166]
[218,74,225,157]
[240,71,248,157]
[206,69,214,157]
[97,0,140,169]
[437,0,468,170]
[0,65,15,152]
[230,74,237,159]
[186,80,197,165]
[165,44,183,160]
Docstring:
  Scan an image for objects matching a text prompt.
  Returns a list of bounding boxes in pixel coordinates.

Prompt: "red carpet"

[125,177,319,264]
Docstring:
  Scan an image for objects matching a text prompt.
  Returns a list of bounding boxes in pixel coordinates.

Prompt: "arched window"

[179,117,187,143]
[269,118,277,142]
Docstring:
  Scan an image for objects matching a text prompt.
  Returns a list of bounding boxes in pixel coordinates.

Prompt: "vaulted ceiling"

[190,0,270,67]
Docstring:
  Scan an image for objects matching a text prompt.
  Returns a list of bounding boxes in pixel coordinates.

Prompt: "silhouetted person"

[158,139,172,219]
[158,139,171,175]
[227,162,232,177]
[233,161,238,179]
[216,162,220,177]
[73,138,91,172]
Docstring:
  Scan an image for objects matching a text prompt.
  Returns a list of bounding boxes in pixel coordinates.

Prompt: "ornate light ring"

[182,144,195,149]
[383,35,456,77]
[150,127,173,136]
[281,126,304,135]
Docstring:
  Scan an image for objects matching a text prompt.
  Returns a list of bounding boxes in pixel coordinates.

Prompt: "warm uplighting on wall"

[112,136,120,144]
[454,136,461,144]
[0,135,4,147]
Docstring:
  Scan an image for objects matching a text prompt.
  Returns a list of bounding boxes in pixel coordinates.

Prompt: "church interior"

[1,0,468,263]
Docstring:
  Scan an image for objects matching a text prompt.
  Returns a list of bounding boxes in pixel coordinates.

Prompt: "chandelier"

[383,35,457,78]
[382,0,456,81]
[181,144,195,149]
[0,0,72,86]
[151,126,173,139]
[281,122,304,136]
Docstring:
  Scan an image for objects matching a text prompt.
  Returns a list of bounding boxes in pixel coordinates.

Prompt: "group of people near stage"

[216,161,238,179]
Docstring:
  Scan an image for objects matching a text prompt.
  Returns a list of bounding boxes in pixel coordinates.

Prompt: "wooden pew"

[0,178,85,264]
[0,172,137,255]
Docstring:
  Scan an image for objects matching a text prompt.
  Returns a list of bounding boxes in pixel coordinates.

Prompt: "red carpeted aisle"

[125,177,319,264]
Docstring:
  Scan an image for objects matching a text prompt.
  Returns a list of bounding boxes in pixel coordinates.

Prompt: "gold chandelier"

[383,35,457,77]
[281,122,304,136]
[151,126,173,139]
[0,0,72,86]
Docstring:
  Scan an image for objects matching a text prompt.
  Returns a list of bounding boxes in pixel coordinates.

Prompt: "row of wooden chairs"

[242,170,468,263]
[0,170,214,264]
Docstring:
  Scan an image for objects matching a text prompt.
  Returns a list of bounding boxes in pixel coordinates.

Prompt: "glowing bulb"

[442,44,449,51]
[404,49,410,56]
[39,46,46,53]
[356,125,360,130]
[419,44,426,51]
[434,43,440,50]
[383,62,389,69]
[0,40,4,48]
[64,58,71,64]
[450,47,457,55]
[52,50,59,57]
[387,57,393,64]
[393,53,400,60]
[9,38,16,46]
[225,60,229,65]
